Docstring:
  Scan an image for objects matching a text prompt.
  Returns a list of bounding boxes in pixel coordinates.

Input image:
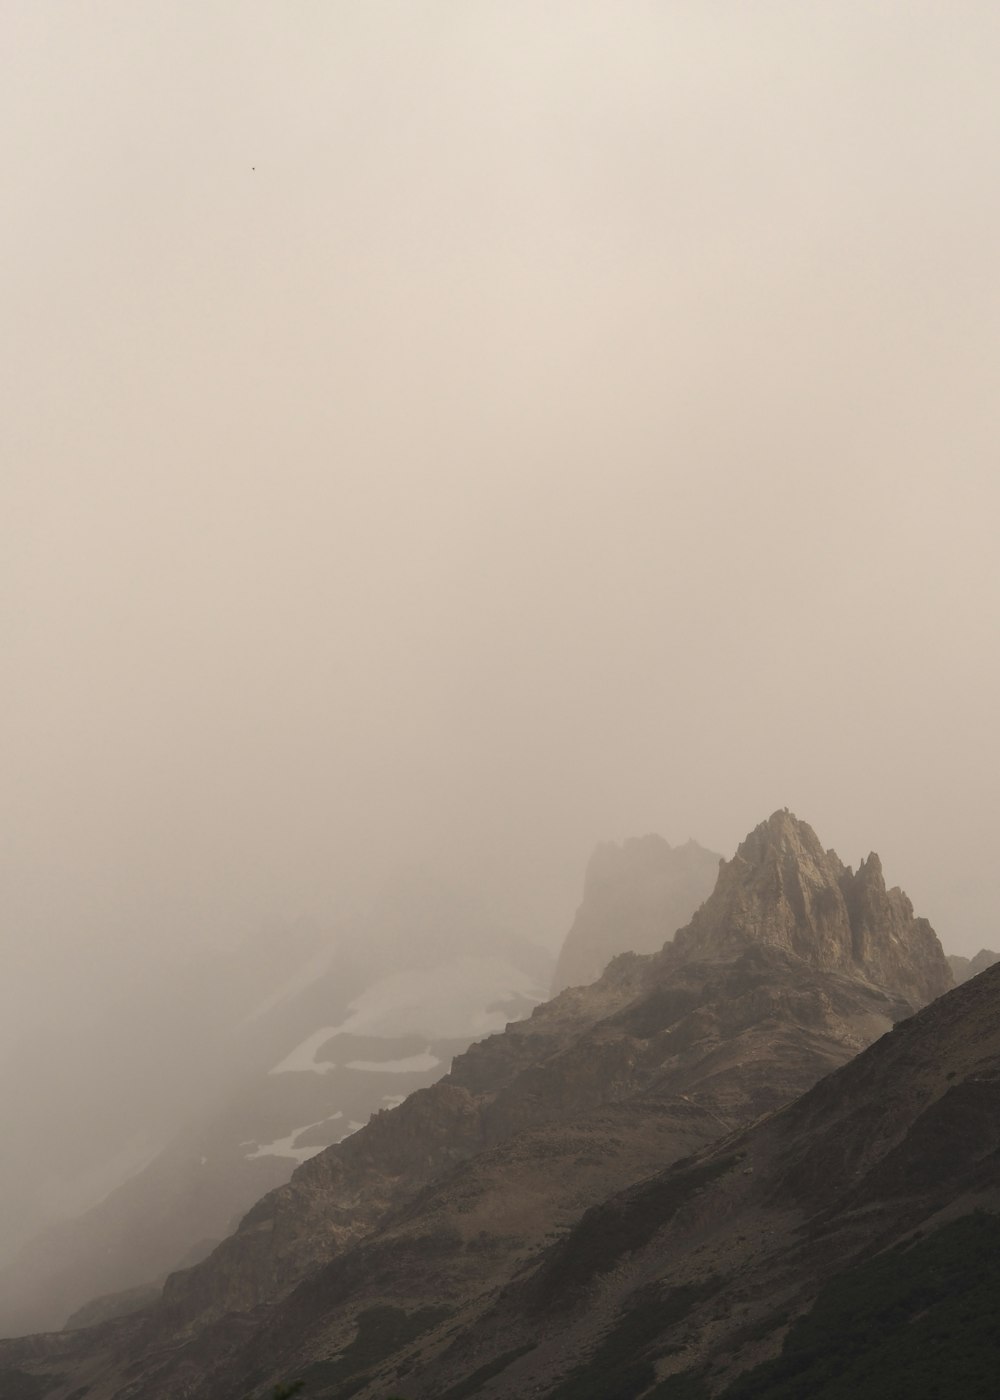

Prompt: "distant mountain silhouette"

[550,834,720,993]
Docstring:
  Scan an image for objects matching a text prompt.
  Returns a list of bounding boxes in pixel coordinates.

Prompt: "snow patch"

[303,956,543,1041]
[268,955,542,1074]
[269,1026,340,1075]
[244,1112,345,1163]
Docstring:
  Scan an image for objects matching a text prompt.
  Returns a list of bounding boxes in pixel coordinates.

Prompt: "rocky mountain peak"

[673,809,952,1009]
[732,807,832,868]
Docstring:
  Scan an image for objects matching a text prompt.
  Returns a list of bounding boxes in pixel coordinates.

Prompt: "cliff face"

[551,835,720,993]
[674,810,952,1009]
[0,811,956,1400]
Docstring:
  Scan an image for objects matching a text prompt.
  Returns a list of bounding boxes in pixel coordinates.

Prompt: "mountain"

[0,911,548,1338]
[550,835,720,993]
[0,811,955,1398]
[948,946,1000,984]
[673,810,950,1009]
[396,958,1000,1399]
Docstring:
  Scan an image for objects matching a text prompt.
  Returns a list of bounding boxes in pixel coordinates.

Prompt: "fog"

[3,1,999,1254]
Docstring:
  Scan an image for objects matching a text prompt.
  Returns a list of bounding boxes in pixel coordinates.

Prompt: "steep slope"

[551,836,720,993]
[399,963,1000,1400]
[0,811,953,1399]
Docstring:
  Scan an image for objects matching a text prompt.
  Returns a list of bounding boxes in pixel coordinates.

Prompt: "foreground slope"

[0,811,953,1399]
[403,961,1000,1399]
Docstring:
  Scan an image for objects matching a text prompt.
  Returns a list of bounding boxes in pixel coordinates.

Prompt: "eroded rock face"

[551,835,720,993]
[674,810,952,1009]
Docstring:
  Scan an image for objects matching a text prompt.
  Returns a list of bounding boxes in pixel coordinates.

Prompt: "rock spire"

[673,809,952,1009]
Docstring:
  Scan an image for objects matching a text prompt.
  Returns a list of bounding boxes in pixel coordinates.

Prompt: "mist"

[3,2,1000,1269]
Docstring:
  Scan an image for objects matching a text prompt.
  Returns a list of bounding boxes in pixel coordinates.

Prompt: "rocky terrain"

[0,810,960,1399]
[550,835,720,993]
[394,956,1000,1399]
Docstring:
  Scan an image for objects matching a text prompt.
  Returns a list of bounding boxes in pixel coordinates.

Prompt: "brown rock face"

[674,810,952,1009]
[551,835,720,993]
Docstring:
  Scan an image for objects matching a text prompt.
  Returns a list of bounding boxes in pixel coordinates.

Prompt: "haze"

[4,4,999,1100]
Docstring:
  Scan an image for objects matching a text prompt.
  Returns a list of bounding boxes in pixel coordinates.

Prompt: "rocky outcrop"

[948,947,1000,984]
[674,810,952,1009]
[551,835,720,993]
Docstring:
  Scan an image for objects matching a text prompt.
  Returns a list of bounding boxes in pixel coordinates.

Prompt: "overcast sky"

[4,2,1000,1047]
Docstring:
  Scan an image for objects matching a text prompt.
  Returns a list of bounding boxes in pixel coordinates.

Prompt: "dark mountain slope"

[721,1209,1000,1400]
[401,960,1000,1400]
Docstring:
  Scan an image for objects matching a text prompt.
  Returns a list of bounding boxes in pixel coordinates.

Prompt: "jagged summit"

[673,809,952,1009]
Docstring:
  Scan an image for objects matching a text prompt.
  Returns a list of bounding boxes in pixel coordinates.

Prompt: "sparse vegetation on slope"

[722,1211,1000,1400]
[544,1279,720,1400]
[292,1304,452,1399]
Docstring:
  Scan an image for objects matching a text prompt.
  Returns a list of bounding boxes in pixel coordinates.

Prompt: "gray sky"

[4,2,1000,1047]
